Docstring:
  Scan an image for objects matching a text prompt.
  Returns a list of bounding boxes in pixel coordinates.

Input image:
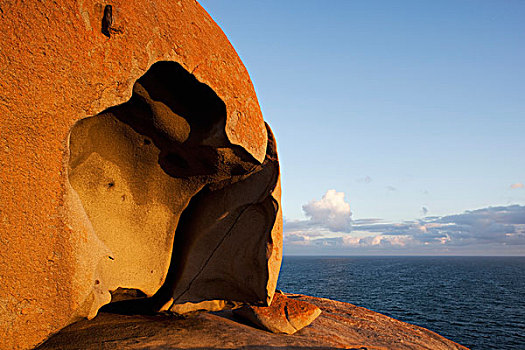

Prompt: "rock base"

[37,294,468,350]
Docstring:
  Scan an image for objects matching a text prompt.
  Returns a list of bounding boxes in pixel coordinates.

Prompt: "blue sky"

[199,1,525,255]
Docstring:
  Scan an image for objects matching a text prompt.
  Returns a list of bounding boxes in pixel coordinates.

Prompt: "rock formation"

[0,2,469,350]
[67,61,282,316]
[0,1,282,349]
[233,291,322,334]
[37,293,468,350]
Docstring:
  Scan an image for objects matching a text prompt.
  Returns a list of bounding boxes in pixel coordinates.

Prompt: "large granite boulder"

[0,1,282,349]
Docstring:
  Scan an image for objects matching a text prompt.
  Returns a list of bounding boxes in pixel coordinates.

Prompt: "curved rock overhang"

[67,61,281,316]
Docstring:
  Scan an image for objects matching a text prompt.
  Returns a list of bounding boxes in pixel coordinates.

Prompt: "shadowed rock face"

[68,61,281,316]
[161,123,280,309]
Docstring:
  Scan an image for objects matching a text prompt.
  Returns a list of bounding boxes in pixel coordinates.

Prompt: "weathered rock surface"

[68,63,282,316]
[233,291,321,334]
[38,293,469,350]
[0,1,281,349]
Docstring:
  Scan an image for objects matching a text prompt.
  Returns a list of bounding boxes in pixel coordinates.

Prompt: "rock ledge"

[38,293,468,350]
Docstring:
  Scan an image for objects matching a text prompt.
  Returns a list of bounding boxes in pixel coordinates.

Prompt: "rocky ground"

[37,293,468,350]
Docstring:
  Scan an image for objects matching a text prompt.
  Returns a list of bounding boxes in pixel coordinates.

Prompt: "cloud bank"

[284,190,525,255]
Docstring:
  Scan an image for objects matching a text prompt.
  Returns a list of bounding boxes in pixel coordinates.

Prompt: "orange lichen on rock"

[234,291,322,334]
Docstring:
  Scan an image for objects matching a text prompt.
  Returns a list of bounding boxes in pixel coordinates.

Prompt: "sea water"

[276,256,525,350]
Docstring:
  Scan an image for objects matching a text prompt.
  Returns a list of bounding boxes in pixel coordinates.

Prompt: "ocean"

[276,256,525,350]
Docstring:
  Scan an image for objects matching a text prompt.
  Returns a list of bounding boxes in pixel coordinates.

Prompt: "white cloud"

[302,189,352,232]
[511,183,524,189]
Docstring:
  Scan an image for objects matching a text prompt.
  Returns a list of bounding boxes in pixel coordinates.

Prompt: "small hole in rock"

[101,5,112,38]
[143,139,151,145]
[107,182,115,189]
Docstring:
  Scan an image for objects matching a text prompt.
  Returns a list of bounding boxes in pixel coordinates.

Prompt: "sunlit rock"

[234,291,322,334]
[0,1,281,349]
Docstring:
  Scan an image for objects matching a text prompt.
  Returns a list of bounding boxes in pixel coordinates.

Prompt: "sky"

[199,1,525,255]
